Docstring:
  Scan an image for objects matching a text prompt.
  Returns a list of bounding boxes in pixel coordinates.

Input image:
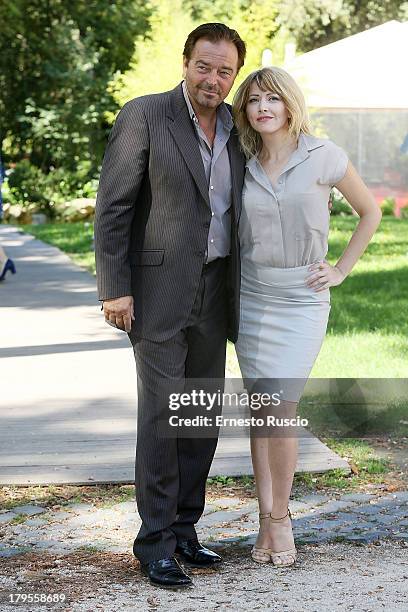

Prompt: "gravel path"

[0,542,407,611]
[1,490,407,557]
[0,489,407,610]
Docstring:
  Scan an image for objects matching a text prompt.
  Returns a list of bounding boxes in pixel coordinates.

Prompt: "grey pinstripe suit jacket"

[94,83,245,343]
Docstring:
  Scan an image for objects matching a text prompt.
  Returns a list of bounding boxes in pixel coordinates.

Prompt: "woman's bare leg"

[251,400,298,563]
[250,435,272,549]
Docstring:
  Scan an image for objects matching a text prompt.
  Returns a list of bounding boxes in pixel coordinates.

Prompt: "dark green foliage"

[330,194,354,216]
[0,1,150,177]
[380,197,396,216]
[5,159,97,216]
[278,0,407,52]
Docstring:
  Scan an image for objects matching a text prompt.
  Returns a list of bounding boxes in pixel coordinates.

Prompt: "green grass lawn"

[312,217,408,378]
[19,217,408,378]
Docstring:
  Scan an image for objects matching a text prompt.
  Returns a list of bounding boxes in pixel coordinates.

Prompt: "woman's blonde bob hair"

[232,66,312,159]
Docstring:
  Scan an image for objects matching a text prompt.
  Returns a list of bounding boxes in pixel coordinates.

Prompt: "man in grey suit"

[94,23,246,588]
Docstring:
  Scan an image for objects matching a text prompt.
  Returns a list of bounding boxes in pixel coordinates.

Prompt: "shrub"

[380,197,396,216]
[399,206,408,220]
[330,192,353,216]
[4,160,98,219]
[5,160,47,209]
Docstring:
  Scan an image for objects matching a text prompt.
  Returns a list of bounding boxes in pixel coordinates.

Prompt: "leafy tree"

[116,0,280,105]
[113,0,195,104]
[0,0,150,175]
[277,0,408,52]
[2,0,405,210]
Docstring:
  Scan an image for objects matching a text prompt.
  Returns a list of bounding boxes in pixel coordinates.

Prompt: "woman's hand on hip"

[305,260,345,292]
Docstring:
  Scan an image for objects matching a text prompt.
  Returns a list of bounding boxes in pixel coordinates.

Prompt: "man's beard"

[196,87,221,107]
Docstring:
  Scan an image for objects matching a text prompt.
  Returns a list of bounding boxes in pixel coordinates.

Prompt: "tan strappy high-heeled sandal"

[251,508,297,566]
[251,511,274,563]
[269,508,297,567]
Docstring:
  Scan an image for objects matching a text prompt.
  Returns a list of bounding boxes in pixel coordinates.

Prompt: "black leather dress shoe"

[141,557,193,588]
[175,539,222,567]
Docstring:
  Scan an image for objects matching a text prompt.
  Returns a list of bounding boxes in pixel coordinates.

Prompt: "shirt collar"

[245,132,327,193]
[246,132,324,171]
[181,80,233,132]
[301,132,326,152]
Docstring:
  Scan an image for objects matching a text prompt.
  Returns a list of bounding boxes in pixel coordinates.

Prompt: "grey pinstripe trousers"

[130,258,228,564]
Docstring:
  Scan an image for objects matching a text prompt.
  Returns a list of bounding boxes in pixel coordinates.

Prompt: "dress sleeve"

[319,141,349,186]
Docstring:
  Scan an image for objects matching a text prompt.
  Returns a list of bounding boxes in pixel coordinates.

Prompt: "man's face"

[183,38,239,111]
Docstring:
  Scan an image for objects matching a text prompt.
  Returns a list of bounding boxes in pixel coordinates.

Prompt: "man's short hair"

[183,23,246,71]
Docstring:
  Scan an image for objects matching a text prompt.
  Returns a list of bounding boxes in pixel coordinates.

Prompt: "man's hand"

[103,296,135,332]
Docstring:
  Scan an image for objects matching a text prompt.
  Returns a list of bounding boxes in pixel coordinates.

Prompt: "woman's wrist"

[334,264,347,279]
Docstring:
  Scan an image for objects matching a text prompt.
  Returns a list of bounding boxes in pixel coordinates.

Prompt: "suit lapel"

[167,84,245,220]
[167,84,210,208]
[227,129,244,223]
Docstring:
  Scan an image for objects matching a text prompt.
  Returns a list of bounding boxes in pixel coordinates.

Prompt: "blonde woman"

[232,67,381,567]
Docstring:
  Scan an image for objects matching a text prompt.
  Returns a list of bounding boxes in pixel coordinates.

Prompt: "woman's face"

[245,82,289,135]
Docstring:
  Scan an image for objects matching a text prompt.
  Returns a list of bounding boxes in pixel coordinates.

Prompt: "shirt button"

[211,212,215,216]
[210,239,214,243]
[210,185,214,190]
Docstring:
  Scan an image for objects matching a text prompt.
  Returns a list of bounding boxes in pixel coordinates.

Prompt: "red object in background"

[369,186,408,217]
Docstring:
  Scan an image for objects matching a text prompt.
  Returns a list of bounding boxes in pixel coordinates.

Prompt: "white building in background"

[284,21,408,214]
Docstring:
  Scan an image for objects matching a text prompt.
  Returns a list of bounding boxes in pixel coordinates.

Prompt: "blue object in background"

[0,152,6,220]
[400,133,408,155]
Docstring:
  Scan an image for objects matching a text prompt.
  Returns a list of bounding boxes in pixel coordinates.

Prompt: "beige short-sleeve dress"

[235,133,348,400]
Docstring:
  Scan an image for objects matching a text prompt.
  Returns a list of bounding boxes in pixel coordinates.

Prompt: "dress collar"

[246,132,324,172]
[245,132,325,193]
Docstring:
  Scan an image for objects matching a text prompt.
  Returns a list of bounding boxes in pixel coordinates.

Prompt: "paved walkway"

[1,489,407,558]
[0,224,348,485]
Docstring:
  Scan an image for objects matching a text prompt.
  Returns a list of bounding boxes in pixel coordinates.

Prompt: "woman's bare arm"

[307,160,382,291]
[332,160,382,276]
